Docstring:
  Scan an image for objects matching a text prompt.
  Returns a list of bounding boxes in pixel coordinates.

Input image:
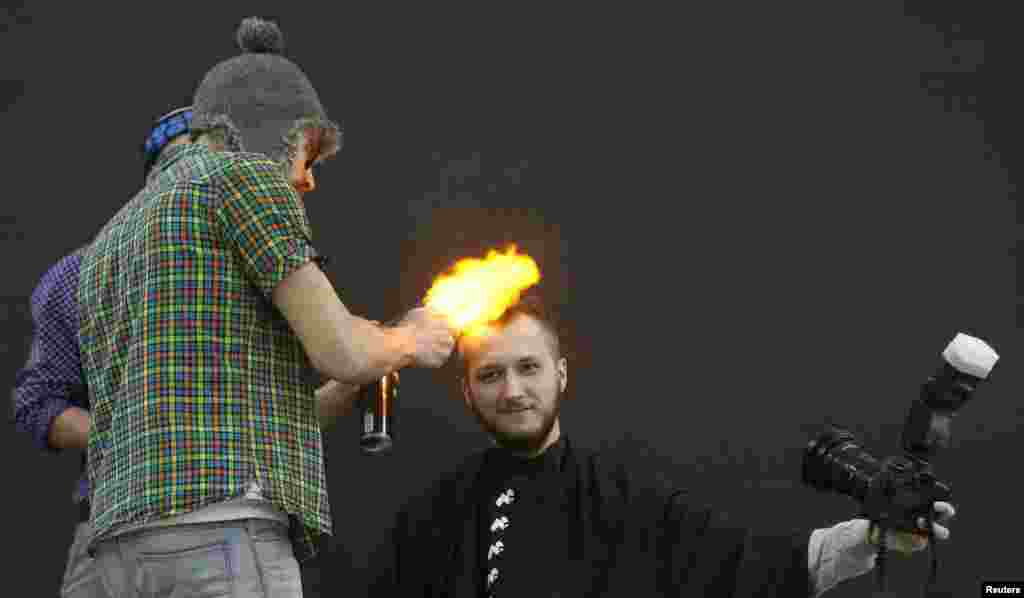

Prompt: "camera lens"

[802,426,881,503]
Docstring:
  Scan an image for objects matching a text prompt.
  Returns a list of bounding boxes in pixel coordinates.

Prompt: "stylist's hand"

[396,307,456,368]
[867,502,956,555]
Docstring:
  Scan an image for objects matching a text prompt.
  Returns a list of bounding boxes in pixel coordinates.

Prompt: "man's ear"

[557,357,567,393]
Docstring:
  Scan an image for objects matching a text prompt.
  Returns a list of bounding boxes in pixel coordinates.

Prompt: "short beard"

[469,391,563,455]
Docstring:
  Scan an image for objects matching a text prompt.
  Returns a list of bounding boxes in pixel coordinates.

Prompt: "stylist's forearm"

[333,318,416,384]
[273,263,415,384]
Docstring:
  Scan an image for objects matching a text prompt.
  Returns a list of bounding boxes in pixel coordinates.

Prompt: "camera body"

[863,454,951,533]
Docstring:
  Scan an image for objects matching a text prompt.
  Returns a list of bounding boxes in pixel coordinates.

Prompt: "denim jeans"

[78,519,303,597]
[61,521,108,597]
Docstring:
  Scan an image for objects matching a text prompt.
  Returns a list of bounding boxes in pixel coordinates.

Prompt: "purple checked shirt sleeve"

[12,250,87,453]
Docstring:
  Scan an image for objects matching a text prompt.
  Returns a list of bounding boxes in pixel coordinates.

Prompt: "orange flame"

[424,245,541,337]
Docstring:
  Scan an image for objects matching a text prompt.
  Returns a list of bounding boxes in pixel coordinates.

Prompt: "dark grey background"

[2,2,1019,596]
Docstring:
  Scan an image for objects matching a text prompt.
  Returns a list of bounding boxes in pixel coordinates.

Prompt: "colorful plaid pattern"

[78,143,330,560]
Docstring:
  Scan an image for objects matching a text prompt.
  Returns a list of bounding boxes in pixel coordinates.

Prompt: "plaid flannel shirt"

[78,143,330,560]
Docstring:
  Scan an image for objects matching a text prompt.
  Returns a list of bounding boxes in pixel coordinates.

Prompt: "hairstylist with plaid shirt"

[77,17,455,597]
[12,106,192,598]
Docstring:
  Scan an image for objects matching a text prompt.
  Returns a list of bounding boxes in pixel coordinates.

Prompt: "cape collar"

[481,434,568,482]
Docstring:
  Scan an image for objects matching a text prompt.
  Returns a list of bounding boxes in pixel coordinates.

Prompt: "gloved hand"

[865,501,956,555]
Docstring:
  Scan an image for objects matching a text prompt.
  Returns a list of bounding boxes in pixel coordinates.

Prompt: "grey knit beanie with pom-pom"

[190,17,341,163]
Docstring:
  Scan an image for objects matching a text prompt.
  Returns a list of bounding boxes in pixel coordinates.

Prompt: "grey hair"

[189,113,243,152]
[191,114,342,170]
[277,116,343,170]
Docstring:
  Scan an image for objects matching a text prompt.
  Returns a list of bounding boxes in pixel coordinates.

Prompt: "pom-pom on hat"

[190,17,341,163]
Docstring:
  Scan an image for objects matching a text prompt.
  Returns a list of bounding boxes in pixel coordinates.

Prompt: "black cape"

[369,436,814,597]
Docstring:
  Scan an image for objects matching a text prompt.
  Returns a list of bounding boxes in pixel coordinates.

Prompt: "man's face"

[288,128,322,197]
[461,314,567,455]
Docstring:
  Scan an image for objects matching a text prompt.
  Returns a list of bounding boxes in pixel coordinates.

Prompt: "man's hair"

[455,288,562,372]
[190,116,341,174]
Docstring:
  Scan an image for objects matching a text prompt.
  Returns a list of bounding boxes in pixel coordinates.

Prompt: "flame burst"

[424,245,541,337]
